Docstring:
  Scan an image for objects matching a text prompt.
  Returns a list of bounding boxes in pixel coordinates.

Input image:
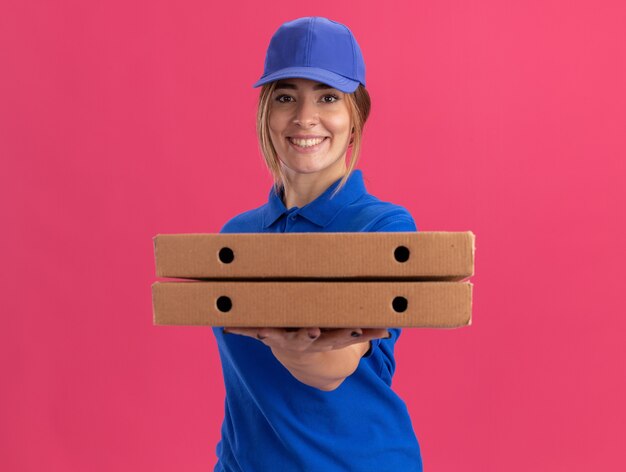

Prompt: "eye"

[275,94,294,103]
[321,94,339,103]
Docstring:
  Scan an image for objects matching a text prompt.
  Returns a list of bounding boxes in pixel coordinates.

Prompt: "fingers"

[362,328,392,340]
[306,327,322,340]
[317,328,389,343]
[222,327,283,342]
[223,327,321,351]
[222,327,391,352]
[314,328,391,350]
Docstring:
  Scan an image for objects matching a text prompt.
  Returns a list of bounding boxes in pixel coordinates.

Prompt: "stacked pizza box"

[152,232,475,328]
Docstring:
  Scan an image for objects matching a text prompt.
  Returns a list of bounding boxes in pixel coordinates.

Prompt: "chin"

[279,155,347,178]
[287,167,325,176]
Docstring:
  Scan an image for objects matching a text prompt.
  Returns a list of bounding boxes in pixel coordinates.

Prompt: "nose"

[292,99,319,127]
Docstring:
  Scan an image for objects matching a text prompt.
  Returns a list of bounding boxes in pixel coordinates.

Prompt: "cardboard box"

[154,232,475,280]
[152,281,472,328]
[152,231,475,328]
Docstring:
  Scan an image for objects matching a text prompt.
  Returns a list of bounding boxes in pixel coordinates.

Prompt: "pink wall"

[2,1,624,470]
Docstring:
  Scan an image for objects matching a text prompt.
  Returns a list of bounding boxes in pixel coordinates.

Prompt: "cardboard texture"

[151,232,475,328]
[154,232,475,280]
[152,281,472,328]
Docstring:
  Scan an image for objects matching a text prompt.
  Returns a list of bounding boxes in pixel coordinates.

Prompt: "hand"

[222,327,392,390]
[222,327,391,354]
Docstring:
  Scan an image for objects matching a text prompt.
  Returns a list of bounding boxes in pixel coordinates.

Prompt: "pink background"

[2,0,625,470]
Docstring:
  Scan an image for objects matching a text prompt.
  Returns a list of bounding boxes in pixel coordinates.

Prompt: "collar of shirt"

[262,170,367,229]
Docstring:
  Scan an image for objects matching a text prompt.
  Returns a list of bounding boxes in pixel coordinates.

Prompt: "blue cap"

[253,17,366,93]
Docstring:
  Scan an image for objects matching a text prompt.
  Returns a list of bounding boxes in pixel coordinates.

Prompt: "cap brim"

[253,66,361,93]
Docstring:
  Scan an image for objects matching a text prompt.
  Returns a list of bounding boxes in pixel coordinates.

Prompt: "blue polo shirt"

[213,170,423,472]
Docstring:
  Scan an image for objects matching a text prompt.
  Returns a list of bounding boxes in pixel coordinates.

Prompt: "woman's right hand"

[222,327,390,354]
[223,327,392,390]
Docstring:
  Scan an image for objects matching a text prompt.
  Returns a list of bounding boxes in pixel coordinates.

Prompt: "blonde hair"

[256,82,371,199]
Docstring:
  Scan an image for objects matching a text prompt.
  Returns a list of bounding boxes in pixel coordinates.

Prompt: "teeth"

[290,137,325,147]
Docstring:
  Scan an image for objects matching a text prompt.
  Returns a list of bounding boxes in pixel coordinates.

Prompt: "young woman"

[213,17,423,471]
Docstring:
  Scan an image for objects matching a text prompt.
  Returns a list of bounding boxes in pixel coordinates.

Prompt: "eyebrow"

[274,81,334,91]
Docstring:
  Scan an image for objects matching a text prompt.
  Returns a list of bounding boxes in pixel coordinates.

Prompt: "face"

[268,78,352,181]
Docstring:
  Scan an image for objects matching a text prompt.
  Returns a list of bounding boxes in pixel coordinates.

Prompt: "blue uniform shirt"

[213,170,423,471]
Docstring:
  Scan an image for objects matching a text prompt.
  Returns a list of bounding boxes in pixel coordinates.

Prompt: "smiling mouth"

[288,137,328,148]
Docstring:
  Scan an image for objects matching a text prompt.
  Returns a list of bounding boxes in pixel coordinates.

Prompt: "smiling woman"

[212,16,423,472]
[257,78,371,204]
[268,78,352,202]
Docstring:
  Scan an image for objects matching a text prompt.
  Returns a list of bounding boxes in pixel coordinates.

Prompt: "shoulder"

[220,205,266,233]
[344,194,418,232]
[367,198,417,232]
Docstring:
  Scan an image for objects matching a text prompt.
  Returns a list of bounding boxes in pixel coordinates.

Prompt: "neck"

[281,163,348,209]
